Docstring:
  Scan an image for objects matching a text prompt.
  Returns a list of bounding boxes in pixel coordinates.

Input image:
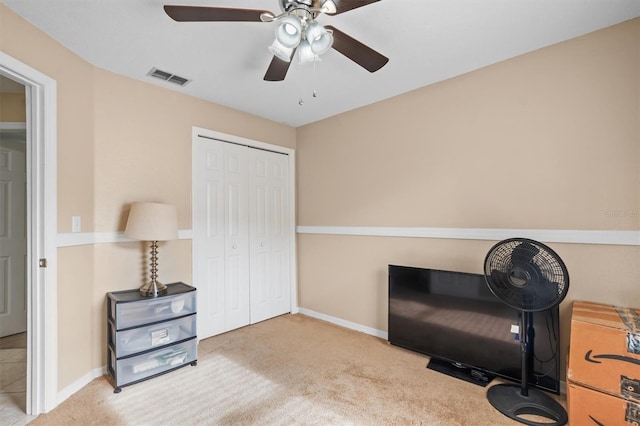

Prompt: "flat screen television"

[388,264,560,394]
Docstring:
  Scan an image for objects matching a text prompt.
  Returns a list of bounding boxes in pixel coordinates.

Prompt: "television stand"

[427,357,495,387]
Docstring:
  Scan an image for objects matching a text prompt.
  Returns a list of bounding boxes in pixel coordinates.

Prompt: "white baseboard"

[56,366,106,407]
[297,308,388,340]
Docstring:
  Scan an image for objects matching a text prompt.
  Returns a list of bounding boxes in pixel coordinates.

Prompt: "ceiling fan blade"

[164,5,269,22]
[325,26,388,73]
[328,0,381,15]
[264,56,292,81]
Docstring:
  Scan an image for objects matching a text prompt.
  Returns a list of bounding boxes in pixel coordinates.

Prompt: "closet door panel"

[194,139,226,338]
[223,143,250,331]
[268,160,290,314]
[249,148,290,324]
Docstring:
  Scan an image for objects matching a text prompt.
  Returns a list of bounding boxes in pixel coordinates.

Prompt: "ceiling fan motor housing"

[281,0,312,13]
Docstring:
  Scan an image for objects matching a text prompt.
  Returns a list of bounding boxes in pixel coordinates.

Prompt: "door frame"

[0,51,58,415]
[191,126,298,339]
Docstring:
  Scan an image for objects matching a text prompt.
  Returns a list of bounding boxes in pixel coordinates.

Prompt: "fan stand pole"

[520,312,531,397]
[486,310,568,426]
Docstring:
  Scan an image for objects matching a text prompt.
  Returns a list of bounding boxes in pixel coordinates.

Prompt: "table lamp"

[124,202,178,297]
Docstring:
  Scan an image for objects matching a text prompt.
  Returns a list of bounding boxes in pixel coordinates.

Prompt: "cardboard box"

[568,382,640,426]
[568,301,640,401]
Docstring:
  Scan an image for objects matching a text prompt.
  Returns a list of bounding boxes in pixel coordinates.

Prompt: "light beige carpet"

[31,314,564,425]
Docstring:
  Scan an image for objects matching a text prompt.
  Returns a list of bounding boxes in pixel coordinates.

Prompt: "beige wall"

[1,4,295,391]
[0,92,26,121]
[296,18,640,379]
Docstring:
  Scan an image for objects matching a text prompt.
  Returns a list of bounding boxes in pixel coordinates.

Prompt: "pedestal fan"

[484,238,569,426]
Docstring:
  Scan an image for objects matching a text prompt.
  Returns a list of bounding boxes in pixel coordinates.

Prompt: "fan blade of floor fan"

[263,56,292,81]
[329,0,381,15]
[164,5,269,22]
[326,26,388,72]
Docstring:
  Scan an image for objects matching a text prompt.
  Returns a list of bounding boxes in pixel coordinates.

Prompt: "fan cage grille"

[484,238,569,312]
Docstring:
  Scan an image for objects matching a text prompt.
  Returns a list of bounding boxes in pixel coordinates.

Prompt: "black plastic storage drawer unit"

[106,282,197,392]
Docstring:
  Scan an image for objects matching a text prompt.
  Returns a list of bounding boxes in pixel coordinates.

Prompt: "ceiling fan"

[164,0,389,81]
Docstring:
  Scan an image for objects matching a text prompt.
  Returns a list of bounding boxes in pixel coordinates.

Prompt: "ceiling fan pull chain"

[312,61,318,98]
[297,61,305,105]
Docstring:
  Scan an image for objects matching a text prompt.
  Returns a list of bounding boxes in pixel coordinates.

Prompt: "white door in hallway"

[193,136,292,339]
[0,138,27,337]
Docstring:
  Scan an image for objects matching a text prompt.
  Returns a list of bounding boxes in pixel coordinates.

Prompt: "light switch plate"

[72,216,81,233]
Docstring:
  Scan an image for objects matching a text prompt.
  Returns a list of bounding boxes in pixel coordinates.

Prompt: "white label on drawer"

[151,328,170,346]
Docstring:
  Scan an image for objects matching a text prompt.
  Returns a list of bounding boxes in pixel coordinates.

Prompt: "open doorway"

[0,74,29,423]
[0,51,58,417]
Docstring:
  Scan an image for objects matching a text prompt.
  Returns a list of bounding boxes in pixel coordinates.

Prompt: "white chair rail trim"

[295,226,640,246]
[56,227,639,247]
[57,230,193,247]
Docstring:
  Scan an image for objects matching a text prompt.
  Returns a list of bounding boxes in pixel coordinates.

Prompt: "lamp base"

[139,280,168,297]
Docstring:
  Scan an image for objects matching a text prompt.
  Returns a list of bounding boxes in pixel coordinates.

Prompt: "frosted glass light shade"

[125,202,178,241]
[298,40,318,64]
[275,15,302,48]
[269,39,294,62]
[305,22,324,42]
[311,31,333,55]
[306,22,333,56]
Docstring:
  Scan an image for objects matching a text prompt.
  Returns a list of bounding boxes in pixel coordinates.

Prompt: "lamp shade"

[125,202,178,241]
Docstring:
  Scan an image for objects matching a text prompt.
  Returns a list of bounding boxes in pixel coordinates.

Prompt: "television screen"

[388,265,560,394]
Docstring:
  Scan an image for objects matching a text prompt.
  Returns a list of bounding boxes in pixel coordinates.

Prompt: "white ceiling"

[2,0,639,127]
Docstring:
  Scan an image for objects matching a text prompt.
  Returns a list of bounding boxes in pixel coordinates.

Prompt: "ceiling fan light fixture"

[307,25,333,55]
[275,15,302,48]
[305,21,324,41]
[298,40,319,64]
[268,39,294,62]
[310,33,332,55]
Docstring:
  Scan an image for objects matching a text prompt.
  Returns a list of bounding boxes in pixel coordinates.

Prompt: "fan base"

[487,384,568,426]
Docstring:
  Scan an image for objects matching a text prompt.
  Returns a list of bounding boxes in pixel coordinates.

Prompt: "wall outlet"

[72,216,81,233]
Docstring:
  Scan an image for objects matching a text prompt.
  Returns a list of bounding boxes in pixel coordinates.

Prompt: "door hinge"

[39,258,47,268]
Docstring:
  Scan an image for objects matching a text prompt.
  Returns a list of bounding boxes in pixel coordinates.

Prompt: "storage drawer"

[109,314,196,358]
[110,290,196,329]
[110,338,197,387]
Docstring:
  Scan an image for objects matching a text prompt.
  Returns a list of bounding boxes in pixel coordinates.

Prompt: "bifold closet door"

[194,138,250,338]
[249,148,291,324]
[194,136,291,340]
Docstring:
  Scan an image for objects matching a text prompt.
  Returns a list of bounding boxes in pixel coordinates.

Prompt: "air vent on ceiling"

[147,67,191,87]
